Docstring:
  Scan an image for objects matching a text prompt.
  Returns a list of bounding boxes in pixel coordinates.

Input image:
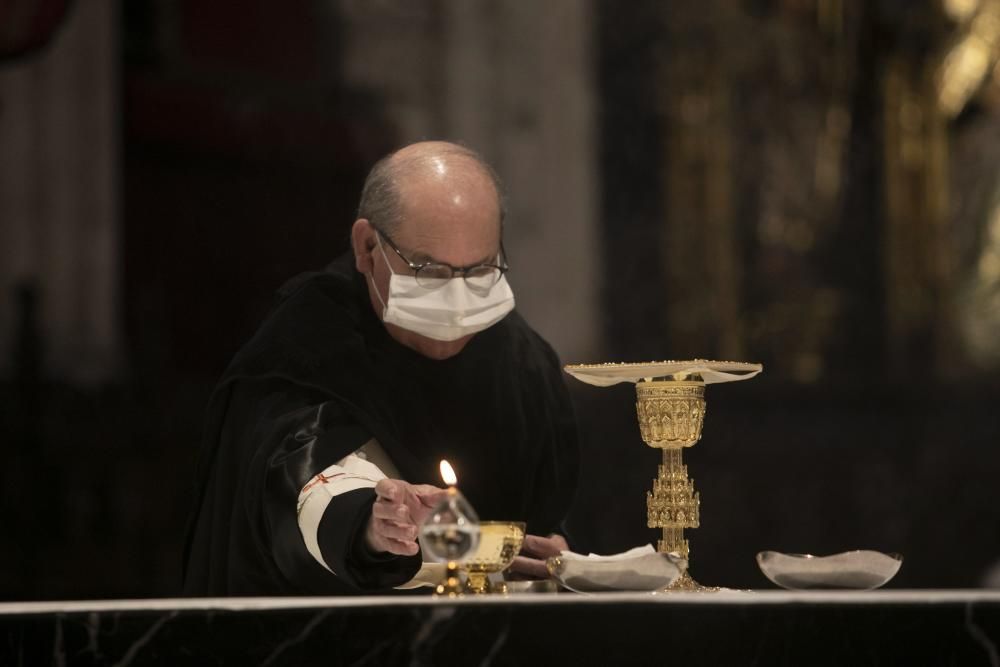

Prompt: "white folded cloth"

[558,544,657,562]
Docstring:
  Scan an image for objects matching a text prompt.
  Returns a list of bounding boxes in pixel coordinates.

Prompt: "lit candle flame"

[439,459,457,486]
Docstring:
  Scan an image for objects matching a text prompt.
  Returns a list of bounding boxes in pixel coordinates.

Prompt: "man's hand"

[508,533,569,579]
[364,479,448,556]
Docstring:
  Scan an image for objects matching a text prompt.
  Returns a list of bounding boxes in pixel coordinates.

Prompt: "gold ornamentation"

[461,522,525,595]
[638,382,704,575]
[564,359,762,592]
[635,381,706,447]
[434,561,464,597]
[647,449,700,559]
[565,358,749,369]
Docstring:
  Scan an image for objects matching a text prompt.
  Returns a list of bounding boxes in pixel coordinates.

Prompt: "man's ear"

[352,219,375,274]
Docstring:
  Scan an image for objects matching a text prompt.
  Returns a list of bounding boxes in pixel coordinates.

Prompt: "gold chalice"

[565,360,762,592]
[461,521,526,594]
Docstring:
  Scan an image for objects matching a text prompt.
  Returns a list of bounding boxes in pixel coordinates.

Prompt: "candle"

[440,459,458,489]
[421,460,479,564]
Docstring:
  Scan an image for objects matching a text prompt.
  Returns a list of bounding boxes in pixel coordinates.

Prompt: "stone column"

[443,0,601,362]
[0,0,120,384]
[333,0,600,361]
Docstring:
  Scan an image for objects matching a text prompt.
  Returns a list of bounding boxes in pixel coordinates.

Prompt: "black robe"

[182,253,579,596]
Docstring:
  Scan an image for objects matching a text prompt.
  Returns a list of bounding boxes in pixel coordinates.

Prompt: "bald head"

[351,141,509,360]
[357,141,506,237]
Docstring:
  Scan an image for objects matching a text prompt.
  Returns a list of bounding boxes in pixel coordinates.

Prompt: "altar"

[3,590,1000,665]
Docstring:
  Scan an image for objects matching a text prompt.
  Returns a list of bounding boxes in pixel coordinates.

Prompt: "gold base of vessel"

[660,571,723,593]
[433,561,464,598]
[461,522,525,595]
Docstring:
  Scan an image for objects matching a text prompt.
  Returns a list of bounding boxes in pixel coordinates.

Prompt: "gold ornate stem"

[647,448,700,559]
[637,380,706,588]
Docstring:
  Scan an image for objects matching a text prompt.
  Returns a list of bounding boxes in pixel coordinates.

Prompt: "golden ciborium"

[461,521,526,594]
[564,360,762,591]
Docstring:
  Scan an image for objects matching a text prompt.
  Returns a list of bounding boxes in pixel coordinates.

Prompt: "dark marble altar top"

[3,590,999,666]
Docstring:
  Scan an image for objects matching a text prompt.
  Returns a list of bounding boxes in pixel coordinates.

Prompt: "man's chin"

[386,323,474,360]
[413,335,474,360]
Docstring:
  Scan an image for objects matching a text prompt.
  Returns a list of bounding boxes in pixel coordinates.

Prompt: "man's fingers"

[508,556,552,579]
[410,502,439,526]
[413,484,446,495]
[408,486,446,525]
[366,514,420,556]
[520,534,565,559]
[370,533,420,557]
[372,499,411,522]
[373,518,418,542]
[386,538,420,556]
[413,485,448,506]
[374,478,403,502]
[377,479,444,510]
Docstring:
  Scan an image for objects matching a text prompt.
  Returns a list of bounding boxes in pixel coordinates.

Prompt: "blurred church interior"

[1,0,1000,598]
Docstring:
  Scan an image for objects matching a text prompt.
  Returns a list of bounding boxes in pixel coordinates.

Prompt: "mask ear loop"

[374,233,394,272]
[367,234,392,317]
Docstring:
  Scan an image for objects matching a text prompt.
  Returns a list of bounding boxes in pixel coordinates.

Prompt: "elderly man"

[183,141,579,595]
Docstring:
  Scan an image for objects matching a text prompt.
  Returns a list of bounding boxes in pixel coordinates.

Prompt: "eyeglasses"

[376,228,509,291]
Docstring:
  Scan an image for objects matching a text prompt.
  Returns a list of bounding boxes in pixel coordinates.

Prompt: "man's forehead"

[393,169,500,255]
[394,154,495,198]
[398,226,500,266]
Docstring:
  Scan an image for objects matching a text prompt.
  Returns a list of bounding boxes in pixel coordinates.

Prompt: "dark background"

[1,0,999,599]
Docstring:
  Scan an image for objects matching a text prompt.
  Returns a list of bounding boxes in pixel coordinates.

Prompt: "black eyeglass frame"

[374,227,510,289]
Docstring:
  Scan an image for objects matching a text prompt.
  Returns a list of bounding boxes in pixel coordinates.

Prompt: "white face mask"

[368,236,516,342]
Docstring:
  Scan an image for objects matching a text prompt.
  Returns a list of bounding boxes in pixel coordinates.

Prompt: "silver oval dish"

[756,550,903,590]
[547,550,686,593]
